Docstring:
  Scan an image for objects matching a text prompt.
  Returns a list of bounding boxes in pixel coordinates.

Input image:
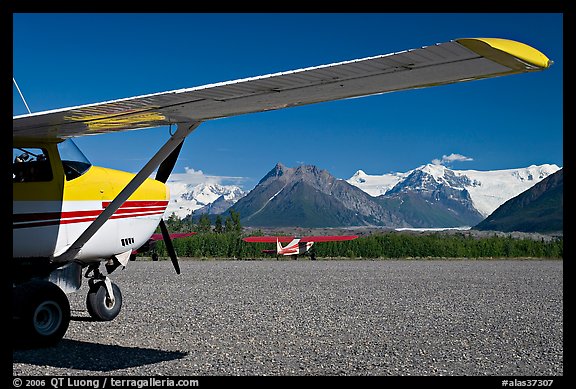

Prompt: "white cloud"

[166,167,248,187]
[158,167,249,219]
[431,153,473,166]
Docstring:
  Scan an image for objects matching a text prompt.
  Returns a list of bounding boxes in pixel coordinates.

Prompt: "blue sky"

[13,13,563,190]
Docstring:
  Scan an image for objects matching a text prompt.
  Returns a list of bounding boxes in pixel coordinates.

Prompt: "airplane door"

[13,143,65,258]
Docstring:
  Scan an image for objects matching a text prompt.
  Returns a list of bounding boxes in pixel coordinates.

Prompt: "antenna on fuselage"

[13,77,31,114]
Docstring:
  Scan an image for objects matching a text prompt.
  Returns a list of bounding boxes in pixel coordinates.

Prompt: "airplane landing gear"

[12,280,71,348]
[84,265,122,321]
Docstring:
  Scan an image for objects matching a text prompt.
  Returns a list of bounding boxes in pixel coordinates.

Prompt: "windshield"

[58,139,92,181]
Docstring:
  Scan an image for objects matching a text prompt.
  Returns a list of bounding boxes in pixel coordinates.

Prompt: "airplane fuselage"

[13,139,169,264]
[276,238,314,256]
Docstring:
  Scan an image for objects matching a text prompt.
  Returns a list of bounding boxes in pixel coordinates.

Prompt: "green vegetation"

[153,213,561,259]
[150,229,563,260]
[313,232,563,259]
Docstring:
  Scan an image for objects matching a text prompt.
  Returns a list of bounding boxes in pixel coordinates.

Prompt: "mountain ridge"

[348,163,561,217]
[165,182,246,219]
[474,168,563,233]
[169,162,561,231]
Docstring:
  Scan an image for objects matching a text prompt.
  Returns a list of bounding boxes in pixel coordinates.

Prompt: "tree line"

[150,213,563,259]
[165,210,242,234]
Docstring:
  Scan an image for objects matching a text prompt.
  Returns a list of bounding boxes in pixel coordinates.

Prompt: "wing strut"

[52,121,202,264]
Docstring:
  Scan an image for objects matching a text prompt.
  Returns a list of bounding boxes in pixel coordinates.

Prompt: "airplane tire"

[12,280,70,348]
[152,253,159,261]
[86,282,122,321]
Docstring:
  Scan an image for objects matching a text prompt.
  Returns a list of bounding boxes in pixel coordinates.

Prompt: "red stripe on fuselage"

[13,200,168,229]
[279,249,299,255]
[59,210,166,224]
[278,241,301,255]
[102,200,169,208]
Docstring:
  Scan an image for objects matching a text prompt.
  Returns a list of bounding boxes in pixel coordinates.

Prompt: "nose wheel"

[84,265,123,321]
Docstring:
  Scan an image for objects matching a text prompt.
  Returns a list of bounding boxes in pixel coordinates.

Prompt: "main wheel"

[12,280,71,348]
[86,281,122,321]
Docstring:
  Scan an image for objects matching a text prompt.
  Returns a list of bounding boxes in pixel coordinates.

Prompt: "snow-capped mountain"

[229,163,408,227]
[348,170,409,196]
[347,164,561,217]
[475,168,563,233]
[459,164,561,217]
[164,162,561,229]
[164,182,246,219]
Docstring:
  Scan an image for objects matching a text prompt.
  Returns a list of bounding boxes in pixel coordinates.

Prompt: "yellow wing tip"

[456,37,552,70]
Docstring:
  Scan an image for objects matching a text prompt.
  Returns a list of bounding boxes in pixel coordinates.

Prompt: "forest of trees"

[145,212,563,260]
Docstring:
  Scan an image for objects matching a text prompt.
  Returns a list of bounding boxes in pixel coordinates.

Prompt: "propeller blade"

[156,140,183,274]
[155,140,184,183]
[159,219,180,275]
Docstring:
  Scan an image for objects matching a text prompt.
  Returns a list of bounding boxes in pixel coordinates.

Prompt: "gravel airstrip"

[12,259,563,376]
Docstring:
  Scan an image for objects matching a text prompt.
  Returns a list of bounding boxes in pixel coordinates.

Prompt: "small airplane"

[243,235,358,260]
[13,37,552,347]
[130,232,196,262]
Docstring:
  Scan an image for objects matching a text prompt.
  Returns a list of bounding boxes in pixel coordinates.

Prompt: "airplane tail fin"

[276,238,283,254]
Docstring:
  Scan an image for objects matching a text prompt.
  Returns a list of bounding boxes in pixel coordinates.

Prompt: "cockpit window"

[13,147,53,182]
[58,139,92,181]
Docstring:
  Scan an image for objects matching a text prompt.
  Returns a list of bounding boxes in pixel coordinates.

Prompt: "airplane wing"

[242,235,358,243]
[243,236,295,243]
[13,38,551,140]
[297,235,358,243]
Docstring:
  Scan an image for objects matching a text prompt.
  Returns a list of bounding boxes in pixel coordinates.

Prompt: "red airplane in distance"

[243,235,358,260]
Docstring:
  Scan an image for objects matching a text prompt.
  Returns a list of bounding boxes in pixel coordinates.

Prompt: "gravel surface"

[12,259,563,376]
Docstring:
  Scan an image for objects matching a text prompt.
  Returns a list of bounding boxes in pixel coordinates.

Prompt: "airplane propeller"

[154,141,184,274]
[158,218,180,274]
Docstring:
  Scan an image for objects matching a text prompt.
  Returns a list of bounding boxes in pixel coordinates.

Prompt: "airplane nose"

[114,170,169,204]
[164,181,170,201]
[138,177,169,202]
[134,178,170,218]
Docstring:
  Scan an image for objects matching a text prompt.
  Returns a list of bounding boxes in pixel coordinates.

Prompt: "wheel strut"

[84,264,122,321]
[85,265,115,306]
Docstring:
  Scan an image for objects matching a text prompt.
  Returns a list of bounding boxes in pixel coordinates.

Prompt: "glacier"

[347,164,561,217]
